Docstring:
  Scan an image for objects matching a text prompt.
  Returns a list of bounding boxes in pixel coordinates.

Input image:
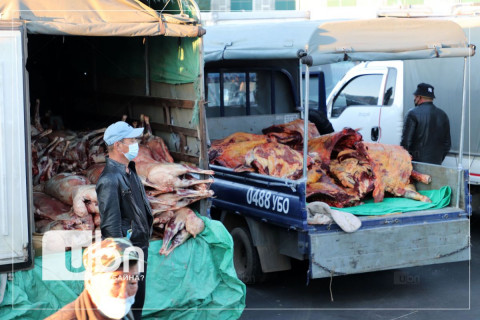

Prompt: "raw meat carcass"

[262,119,320,150]
[308,128,363,165]
[161,229,191,256]
[209,133,269,168]
[306,164,362,207]
[84,163,105,184]
[148,189,214,214]
[45,173,90,205]
[33,192,71,221]
[236,142,308,180]
[142,116,174,163]
[35,219,65,233]
[355,142,431,203]
[35,156,55,185]
[61,128,106,170]
[159,207,204,256]
[72,185,99,217]
[152,211,175,228]
[134,145,159,164]
[33,192,95,233]
[136,163,214,194]
[329,149,375,199]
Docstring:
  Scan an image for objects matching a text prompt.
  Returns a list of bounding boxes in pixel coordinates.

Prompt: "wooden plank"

[198,101,209,170]
[150,122,198,138]
[179,134,187,155]
[96,93,195,109]
[170,152,199,164]
[310,219,470,278]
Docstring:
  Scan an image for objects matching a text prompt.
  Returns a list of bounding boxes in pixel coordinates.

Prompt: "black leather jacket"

[96,157,153,247]
[400,102,451,165]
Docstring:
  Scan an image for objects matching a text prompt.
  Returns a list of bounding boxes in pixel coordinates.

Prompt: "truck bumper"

[309,218,470,279]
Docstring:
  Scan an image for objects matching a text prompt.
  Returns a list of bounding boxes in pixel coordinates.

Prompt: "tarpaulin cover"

[91,36,200,84]
[204,18,474,64]
[0,216,246,320]
[0,0,203,37]
[334,186,451,216]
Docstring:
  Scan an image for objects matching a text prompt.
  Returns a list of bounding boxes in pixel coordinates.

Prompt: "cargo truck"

[203,18,473,283]
[0,0,208,300]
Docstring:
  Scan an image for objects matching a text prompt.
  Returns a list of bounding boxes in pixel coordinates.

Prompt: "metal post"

[145,37,150,96]
[299,60,304,117]
[303,64,310,179]
[456,57,468,208]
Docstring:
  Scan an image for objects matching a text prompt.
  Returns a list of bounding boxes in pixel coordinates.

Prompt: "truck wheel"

[231,226,265,284]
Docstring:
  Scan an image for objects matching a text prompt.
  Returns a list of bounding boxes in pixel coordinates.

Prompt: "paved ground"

[240,216,478,320]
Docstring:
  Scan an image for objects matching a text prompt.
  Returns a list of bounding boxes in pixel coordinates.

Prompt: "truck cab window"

[331,74,383,118]
[205,70,294,117]
[383,68,397,106]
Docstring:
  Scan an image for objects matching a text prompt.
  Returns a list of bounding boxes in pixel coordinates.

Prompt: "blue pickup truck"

[203,18,474,284]
[209,159,471,283]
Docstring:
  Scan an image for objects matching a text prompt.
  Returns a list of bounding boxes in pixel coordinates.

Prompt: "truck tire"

[231,226,265,284]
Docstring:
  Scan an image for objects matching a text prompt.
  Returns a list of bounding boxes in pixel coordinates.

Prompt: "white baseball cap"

[104,121,144,146]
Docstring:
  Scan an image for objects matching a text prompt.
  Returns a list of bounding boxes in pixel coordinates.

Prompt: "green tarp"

[335,186,452,215]
[0,217,246,319]
[92,36,200,85]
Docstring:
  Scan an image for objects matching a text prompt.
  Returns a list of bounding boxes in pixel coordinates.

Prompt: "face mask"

[414,97,420,107]
[123,142,139,161]
[95,295,135,319]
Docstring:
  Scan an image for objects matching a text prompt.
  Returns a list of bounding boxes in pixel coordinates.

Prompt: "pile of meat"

[209,119,432,208]
[32,103,213,255]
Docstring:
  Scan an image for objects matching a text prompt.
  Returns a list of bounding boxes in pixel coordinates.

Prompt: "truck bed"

[210,162,471,278]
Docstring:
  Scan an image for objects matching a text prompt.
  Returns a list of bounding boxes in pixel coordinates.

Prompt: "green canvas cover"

[0,216,246,319]
[334,186,451,216]
[91,35,200,85]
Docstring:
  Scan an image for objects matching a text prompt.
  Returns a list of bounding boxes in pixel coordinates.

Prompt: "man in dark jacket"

[96,121,153,320]
[401,83,451,165]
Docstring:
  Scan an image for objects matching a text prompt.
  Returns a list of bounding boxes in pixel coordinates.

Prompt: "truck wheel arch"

[217,210,292,278]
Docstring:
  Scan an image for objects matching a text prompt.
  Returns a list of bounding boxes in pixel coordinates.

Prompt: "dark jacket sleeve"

[401,111,417,152]
[308,109,334,135]
[443,118,452,161]
[96,175,123,238]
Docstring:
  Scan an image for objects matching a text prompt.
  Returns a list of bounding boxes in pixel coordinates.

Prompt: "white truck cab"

[327,61,404,145]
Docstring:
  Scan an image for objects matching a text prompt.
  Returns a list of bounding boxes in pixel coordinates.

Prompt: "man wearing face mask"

[401,83,451,165]
[47,237,140,320]
[96,121,153,320]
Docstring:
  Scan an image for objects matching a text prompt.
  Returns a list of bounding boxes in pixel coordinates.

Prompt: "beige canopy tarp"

[307,18,474,65]
[204,18,474,64]
[0,0,204,37]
